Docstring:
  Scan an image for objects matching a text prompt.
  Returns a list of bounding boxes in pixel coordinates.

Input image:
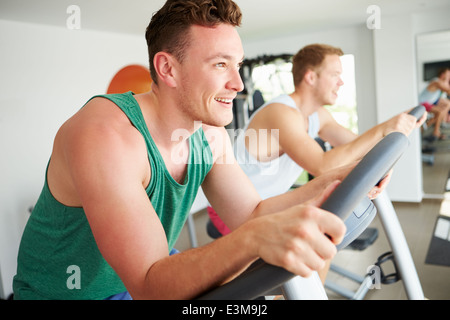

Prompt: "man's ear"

[304,69,317,86]
[153,52,177,88]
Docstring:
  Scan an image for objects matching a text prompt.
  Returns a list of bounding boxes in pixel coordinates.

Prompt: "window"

[327,54,358,134]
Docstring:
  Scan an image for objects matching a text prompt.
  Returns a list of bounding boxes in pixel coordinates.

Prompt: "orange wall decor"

[107,64,152,94]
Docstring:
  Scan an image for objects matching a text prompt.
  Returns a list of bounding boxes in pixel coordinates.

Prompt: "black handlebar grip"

[197,259,295,300]
[409,105,425,121]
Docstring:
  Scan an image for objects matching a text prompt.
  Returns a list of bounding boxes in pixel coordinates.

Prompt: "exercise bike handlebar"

[197,107,424,300]
[320,132,409,220]
[322,105,424,221]
[409,105,426,121]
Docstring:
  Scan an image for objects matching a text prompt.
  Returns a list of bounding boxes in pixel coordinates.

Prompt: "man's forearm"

[134,227,258,300]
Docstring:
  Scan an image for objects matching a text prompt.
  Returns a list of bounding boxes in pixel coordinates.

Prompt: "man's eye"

[216,62,226,68]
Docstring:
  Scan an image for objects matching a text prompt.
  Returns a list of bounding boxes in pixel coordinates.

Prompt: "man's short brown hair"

[145,0,242,84]
[292,44,344,87]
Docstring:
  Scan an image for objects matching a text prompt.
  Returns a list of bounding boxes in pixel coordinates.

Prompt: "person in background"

[419,67,450,141]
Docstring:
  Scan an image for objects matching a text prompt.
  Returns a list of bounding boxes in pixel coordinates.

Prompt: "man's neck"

[135,90,200,150]
[289,89,322,117]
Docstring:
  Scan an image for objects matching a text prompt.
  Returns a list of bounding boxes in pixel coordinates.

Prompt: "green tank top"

[13,92,213,300]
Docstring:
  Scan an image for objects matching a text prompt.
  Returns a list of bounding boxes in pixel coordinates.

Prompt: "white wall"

[372,14,423,202]
[0,19,148,298]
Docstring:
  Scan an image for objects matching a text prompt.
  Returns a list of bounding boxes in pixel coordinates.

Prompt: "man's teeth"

[215,98,232,103]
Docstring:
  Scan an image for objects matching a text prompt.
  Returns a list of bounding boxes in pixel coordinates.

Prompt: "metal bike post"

[372,191,425,300]
[281,272,328,300]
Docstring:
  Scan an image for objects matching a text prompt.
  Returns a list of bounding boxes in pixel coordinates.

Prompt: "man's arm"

[318,106,426,156]
[201,125,351,227]
[202,157,346,282]
[254,103,423,177]
[249,103,362,177]
[435,78,450,94]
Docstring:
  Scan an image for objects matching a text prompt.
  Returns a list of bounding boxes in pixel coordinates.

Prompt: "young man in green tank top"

[14,0,357,300]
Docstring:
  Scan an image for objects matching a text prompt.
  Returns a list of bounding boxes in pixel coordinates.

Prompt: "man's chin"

[204,114,234,128]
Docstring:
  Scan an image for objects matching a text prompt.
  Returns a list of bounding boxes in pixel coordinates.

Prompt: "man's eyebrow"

[206,54,245,63]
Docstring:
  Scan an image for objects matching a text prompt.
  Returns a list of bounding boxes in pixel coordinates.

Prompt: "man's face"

[174,23,245,127]
[313,54,344,106]
[443,70,450,83]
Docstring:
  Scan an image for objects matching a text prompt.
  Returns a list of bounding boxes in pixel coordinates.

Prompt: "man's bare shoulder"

[260,102,301,116]
[59,97,143,148]
[49,97,150,206]
[249,102,303,131]
[55,96,149,182]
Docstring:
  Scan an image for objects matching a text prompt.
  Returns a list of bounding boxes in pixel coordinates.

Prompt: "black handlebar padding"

[409,105,426,120]
[197,259,295,300]
[197,131,409,300]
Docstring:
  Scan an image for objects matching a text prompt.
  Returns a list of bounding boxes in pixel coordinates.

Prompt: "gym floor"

[175,132,450,300]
